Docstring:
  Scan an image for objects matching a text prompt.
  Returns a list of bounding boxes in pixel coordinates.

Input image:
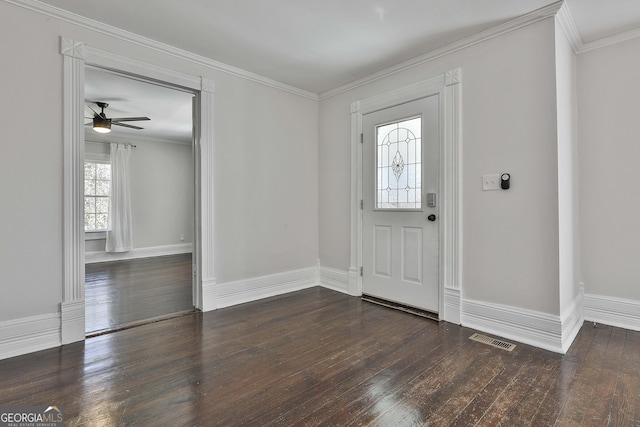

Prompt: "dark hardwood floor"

[85,253,194,334]
[1,287,638,426]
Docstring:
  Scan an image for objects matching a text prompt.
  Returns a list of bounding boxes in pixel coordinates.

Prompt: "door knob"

[427,214,436,222]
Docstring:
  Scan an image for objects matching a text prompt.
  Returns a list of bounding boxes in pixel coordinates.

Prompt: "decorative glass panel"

[376,117,422,209]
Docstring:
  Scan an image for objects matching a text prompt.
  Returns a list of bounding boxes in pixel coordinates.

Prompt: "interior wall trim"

[320,1,563,99]
[62,38,216,344]
[318,266,350,295]
[214,267,318,309]
[461,297,583,354]
[584,293,640,332]
[444,287,461,325]
[556,1,583,53]
[462,298,564,353]
[4,0,318,101]
[577,26,640,54]
[61,37,86,345]
[560,290,585,352]
[0,313,60,361]
[85,243,193,264]
[85,133,191,147]
[349,68,462,323]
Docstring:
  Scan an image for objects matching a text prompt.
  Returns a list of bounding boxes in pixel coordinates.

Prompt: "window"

[84,161,111,232]
[376,116,422,209]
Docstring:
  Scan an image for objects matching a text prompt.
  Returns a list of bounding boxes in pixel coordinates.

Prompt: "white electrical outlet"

[179,234,185,241]
[482,174,500,191]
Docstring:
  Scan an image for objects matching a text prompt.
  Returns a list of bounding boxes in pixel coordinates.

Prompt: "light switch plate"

[482,174,500,191]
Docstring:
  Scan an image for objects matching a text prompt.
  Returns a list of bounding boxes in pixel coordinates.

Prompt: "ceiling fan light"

[93,117,111,134]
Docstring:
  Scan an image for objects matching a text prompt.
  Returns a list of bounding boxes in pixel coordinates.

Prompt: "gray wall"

[319,18,564,315]
[1,0,637,337]
[578,36,640,302]
[0,1,319,322]
[84,139,194,253]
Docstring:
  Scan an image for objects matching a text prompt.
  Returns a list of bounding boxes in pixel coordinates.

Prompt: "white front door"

[362,95,440,313]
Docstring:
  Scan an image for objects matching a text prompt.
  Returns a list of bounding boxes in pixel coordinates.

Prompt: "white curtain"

[106,143,133,252]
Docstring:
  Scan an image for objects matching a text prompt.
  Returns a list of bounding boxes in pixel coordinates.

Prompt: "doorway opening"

[61,38,215,345]
[348,68,462,324]
[83,67,196,335]
[361,95,440,314]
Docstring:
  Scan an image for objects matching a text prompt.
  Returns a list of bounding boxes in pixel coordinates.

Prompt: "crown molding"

[556,2,584,53]
[320,1,564,100]
[579,26,640,54]
[85,133,192,147]
[555,1,640,54]
[8,0,640,101]
[3,0,318,101]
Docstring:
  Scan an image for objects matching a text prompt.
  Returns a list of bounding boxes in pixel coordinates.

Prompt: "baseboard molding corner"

[318,266,350,295]
[584,293,640,332]
[560,291,584,353]
[85,243,193,264]
[443,287,461,324]
[201,278,217,312]
[61,300,85,345]
[461,298,565,354]
[0,312,61,361]
[347,268,362,296]
[214,267,318,309]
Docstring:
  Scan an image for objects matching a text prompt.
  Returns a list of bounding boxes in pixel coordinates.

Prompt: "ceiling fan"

[85,101,150,134]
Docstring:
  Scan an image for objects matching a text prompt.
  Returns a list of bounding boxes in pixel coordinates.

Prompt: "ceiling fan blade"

[113,122,144,130]
[85,104,99,116]
[111,117,150,122]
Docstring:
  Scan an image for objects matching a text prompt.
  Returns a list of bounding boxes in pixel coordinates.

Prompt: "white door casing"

[349,69,462,323]
[362,96,440,312]
[61,38,216,344]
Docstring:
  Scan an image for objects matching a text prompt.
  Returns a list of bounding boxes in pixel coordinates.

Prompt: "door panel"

[374,226,392,277]
[402,226,422,284]
[362,95,439,313]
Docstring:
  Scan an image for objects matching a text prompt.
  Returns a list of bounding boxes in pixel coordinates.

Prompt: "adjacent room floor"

[85,253,194,334]
[1,287,638,425]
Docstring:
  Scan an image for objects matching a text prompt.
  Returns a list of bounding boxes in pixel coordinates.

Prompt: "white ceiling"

[84,67,194,144]
[64,0,640,142]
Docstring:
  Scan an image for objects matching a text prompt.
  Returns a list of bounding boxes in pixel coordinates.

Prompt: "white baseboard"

[61,300,85,344]
[201,278,217,312]
[214,267,318,309]
[462,298,572,354]
[318,266,350,294]
[560,291,584,352]
[85,243,192,263]
[0,313,61,360]
[584,293,640,332]
[444,287,461,324]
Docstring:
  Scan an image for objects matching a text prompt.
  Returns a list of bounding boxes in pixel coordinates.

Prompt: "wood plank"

[0,288,639,425]
[554,324,614,425]
[449,343,534,426]
[610,329,640,426]
[85,253,193,333]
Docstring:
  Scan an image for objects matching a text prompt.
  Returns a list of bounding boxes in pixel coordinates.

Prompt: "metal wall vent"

[469,333,517,351]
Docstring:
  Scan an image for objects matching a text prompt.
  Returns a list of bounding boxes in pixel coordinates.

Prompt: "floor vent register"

[469,333,517,351]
